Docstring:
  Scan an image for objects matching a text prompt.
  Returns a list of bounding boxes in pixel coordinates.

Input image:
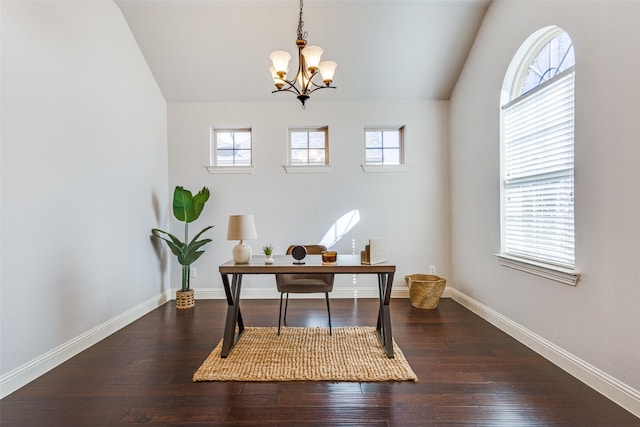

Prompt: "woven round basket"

[176,289,195,309]
[405,274,446,309]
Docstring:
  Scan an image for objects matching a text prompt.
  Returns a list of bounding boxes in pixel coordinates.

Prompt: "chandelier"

[268,0,337,108]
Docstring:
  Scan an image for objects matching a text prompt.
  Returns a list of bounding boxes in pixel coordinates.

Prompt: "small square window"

[365,127,404,166]
[288,127,329,166]
[211,128,252,167]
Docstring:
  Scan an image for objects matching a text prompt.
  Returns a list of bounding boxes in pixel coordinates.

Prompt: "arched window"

[499,26,577,283]
[513,28,575,97]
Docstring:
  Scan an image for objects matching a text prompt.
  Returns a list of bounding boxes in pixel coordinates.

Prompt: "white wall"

[0,0,168,391]
[7,0,637,414]
[450,0,640,402]
[167,101,450,297]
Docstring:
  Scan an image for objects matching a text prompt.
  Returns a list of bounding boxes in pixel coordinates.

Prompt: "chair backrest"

[277,244,334,290]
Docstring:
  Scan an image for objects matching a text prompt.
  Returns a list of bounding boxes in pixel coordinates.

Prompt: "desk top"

[219,254,395,274]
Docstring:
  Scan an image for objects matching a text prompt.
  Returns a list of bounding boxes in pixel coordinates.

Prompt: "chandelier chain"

[297,0,307,41]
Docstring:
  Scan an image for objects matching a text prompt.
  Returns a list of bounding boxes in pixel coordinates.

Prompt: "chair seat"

[276,244,334,335]
[277,279,332,293]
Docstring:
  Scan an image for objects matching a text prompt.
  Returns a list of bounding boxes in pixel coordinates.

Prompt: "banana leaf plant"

[152,186,214,292]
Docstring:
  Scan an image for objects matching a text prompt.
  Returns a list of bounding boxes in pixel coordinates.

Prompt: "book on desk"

[360,238,387,265]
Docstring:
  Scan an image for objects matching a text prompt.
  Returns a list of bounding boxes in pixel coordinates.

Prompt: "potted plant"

[262,244,274,264]
[152,186,214,309]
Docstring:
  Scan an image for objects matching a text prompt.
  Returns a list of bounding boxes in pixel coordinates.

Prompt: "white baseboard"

[0,290,172,399]
[448,287,640,418]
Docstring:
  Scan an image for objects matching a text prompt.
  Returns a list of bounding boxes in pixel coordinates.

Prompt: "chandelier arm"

[272,87,303,96]
[307,78,332,90]
[305,85,337,96]
[278,77,304,96]
[295,47,313,94]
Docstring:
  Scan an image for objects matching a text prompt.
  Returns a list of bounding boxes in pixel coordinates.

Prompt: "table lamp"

[227,214,258,264]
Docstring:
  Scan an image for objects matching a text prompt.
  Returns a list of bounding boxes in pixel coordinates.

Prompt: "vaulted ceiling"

[116,0,491,103]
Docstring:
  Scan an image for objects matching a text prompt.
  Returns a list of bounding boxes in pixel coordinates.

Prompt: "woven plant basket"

[405,274,446,309]
[176,289,195,309]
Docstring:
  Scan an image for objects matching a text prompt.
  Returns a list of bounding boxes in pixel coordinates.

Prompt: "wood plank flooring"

[1,298,638,426]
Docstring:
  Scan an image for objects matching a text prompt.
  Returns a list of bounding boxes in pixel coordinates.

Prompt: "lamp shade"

[269,66,286,89]
[227,214,257,241]
[269,51,291,75]
[227,214,257,264]
[318,60,337,84]
[301,45,323,71]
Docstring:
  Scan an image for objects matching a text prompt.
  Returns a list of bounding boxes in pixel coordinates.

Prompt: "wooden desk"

[219,254,396,358]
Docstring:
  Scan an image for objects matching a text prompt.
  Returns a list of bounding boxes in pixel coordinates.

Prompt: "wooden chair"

[276,245,334,335]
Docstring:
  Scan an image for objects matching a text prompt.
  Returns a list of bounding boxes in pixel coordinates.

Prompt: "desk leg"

[221,273,244,358]
[376,272,395,358]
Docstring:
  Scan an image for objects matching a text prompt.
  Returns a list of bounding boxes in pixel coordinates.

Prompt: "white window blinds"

[502,69,575,267]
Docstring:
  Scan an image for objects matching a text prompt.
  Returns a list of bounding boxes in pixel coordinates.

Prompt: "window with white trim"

[364,127,404,165]
[211,128,252,167]
[499,26,578,284]
[288,127,329,166]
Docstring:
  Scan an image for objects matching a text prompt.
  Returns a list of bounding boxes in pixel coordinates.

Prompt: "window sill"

[361,164,408,173]
[282,165,332,174]
[495,254,579,286]
[206,166,254,174]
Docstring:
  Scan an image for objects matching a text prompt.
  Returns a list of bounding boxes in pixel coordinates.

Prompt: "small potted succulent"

[262,244,274,264]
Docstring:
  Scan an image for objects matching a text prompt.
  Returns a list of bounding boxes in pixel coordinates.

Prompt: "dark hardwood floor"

[1,298,638,426]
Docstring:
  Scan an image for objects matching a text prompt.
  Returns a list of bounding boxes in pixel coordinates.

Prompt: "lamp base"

[233,241,252,264]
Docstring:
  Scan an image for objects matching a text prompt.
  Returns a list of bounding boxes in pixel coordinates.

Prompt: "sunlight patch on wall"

[319,209,360,248]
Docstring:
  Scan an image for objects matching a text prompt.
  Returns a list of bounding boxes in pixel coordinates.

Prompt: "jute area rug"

[193,326,417,382]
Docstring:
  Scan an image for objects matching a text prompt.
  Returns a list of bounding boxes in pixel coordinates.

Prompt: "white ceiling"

[116,0,491,103]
